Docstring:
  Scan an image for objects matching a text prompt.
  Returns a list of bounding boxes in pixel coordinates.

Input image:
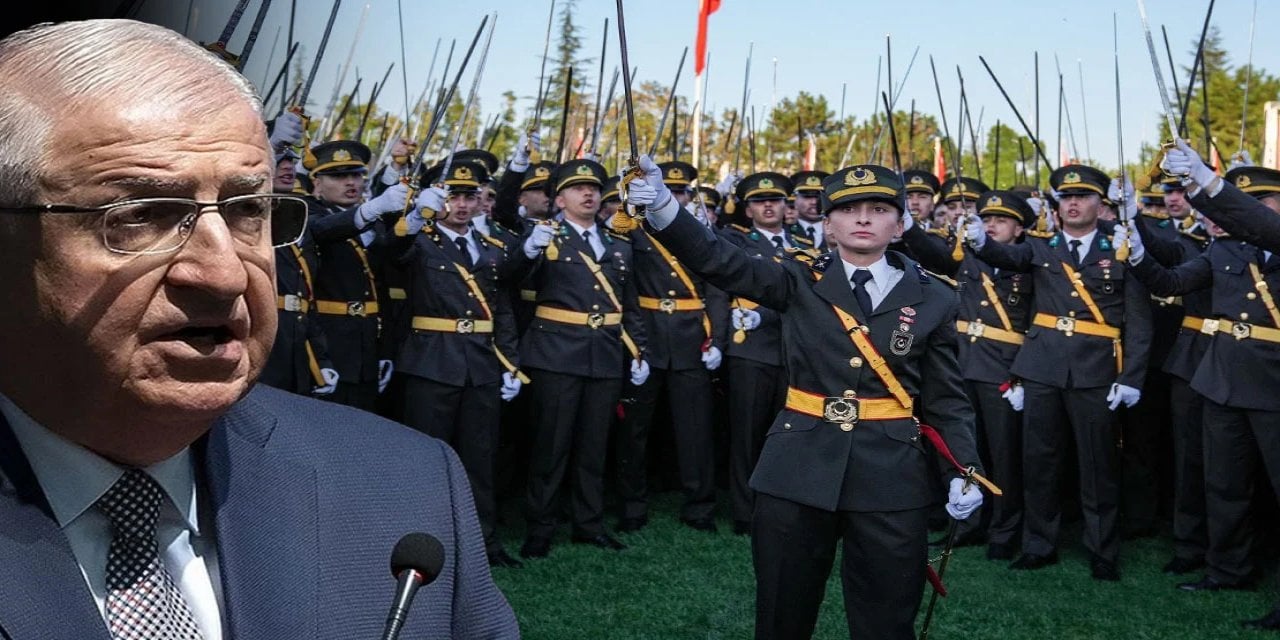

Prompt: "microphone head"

[390,532,445,585]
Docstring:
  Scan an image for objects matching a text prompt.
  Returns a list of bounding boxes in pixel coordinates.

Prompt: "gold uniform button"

[668,290,677,296]
[980,300,990,307]
[670,272,678,277]
[783,423,792,430]
[593,284,601,290]
[1068,311,1076,317]
[849,357,864,368]
[842,389,857,398]
[1248,292,1258,300]
[1070,291,1080,298]
[592,304,600,310]
[466,310,474,317]
[1241,312,1250,320]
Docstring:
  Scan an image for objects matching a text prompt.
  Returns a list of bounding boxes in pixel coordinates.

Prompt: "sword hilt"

[619,162,647,219]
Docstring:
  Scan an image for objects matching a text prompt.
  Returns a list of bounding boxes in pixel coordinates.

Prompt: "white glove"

[715,172,739,197]
[731,307,762,331]
[268,111,304,154]
[1107,383,1141,411]
[1026,196,1044,216]
[510,131,541,171]
[1113,222,1145,264]
[628,154,675,213]
[313,367,339,395]
[500,371,522,401]
[630,359,650,386]
[1001,383,1024,411]
[1230,150,1254,169]
[1107,177,1138,221]
[701,345,723,371]
[416,186,447,216]
[946,477,984,520]
[378,359,394,394]
[964,212,986,250]
[357,182,413,227]
[901,207,915,232]
[523,223,557,258]
[1160,138,1217,188]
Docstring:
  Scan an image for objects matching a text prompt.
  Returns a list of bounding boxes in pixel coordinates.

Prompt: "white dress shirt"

[471,214,492,238]
[841,255,903,311]
[437,224,481,264]
[1062,228,1098,264]
[564,218,606,260]
[0,393,224,640]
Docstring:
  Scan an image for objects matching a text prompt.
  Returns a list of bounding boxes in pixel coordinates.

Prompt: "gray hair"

[0,19,263,208]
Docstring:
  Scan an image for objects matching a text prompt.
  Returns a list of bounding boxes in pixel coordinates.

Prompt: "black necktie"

[802,225,815,241]
[455,236,473,268]
[772,236,785,252]
[582,230,600,260]
[850,269,874,317]
[1069,239,1082,266]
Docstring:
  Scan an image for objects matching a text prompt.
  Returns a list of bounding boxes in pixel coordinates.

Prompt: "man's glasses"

[1,194,309,255]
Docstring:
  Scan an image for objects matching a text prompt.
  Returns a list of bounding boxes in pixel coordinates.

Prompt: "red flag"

[933,137,947,182]
[695,0,721,76]
[803,132,817,170]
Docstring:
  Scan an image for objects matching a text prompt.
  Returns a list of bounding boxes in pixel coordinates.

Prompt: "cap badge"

[535,166,551,177]
[759,177,775,189]
[455,165,473,180]
[806,175,822,186]
[669,167,684,180]
[1063,171,1082,184]
[1237,175,1252,188]
[909,175,924,185]
[987,195,1003,207]
[576,164,594,176]
[332,149,352,162]
[845,167,876,186]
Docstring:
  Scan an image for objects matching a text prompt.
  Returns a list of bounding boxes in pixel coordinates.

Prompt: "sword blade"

[1136,0,1181,139]
[615,0,640,162]
[299,0,342,108]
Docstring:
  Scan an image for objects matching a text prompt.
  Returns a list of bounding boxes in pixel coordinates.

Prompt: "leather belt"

[387,287,408,300]
[784,387,915,432]
[1199,318,1280,344]
[277,294,309,313]
[956,319,1025,345]
[1181,316,1208,332]
[637,296,705,313]
[535,305,622,329]
[315,300,380,317]
[1032,312,1120,339]
[412,316,493,334]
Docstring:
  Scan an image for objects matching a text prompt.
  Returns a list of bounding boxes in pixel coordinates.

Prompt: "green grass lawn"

[493,492,1277,639]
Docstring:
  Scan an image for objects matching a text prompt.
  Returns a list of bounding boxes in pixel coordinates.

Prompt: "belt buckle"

[1055,316,1076,334]
[1232,322,1252,340]
[659,298,676,314]
[456,318,475,334]
[1201,318,1220,336]
[966,321,986,338]
[283,294,302,312]
[587,312,605,329]
[347,301,366,317]
[823,390,860,432]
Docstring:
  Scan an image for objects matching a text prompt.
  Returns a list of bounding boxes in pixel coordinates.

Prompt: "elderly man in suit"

[0,19,517,640]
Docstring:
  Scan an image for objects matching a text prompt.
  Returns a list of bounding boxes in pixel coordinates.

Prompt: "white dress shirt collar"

[1061,227,1099,261]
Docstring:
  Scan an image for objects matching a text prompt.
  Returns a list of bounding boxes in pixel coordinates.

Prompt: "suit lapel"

[0,414,112,640]
[1081,233,1109,267]
[871,261,924,319]
[204,394,319,640]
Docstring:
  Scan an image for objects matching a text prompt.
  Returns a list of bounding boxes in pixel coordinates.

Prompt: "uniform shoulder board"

[479,233,506,250]
[1179,227,1208,243]
[917,263,958,288]
[605,229,632,242]
[792,233,815,247]
[1025,229,1055,240]
[926,228,951,238]
[784,247,816,266]
[729,223,751,234]
[810,252,835,275]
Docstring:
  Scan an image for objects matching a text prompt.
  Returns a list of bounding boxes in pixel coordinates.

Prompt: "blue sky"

[141,0,1278,168]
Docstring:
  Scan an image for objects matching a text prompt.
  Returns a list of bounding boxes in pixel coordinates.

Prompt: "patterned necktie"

[1069,239,1083,266]
[98,470,205,640]
[454,236,474,268]
[850,269,875,317]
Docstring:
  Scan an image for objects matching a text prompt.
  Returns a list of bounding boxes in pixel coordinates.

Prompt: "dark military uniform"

[902,191,1037,555]
[649,164,980,640]
[1135,214,1213,570]
[973,165,1153,573]
[789,170,830,251]
[1192,171,1280,253]
[611,161,729,530]
[303,141,387,411]
[1130,165,1280,589]
[718,172,805,531]
[507,159,648,550]
[260,225,334,395]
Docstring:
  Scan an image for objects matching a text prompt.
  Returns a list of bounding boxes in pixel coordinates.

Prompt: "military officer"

[304,141,407,410]
[508,158,649,558]
[966,164,1153,581]
[390,159,525,568]
[789,170,830,250]
[901,190,1038,559]
[1162,139,1280,253]
[718,172,801,535]
[903,169,941,224]
[630,158,984,640]
[494,133,555,235]
[610,160,729,533]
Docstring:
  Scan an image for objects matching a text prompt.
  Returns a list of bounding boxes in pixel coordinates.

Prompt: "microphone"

[380,532,446,640]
